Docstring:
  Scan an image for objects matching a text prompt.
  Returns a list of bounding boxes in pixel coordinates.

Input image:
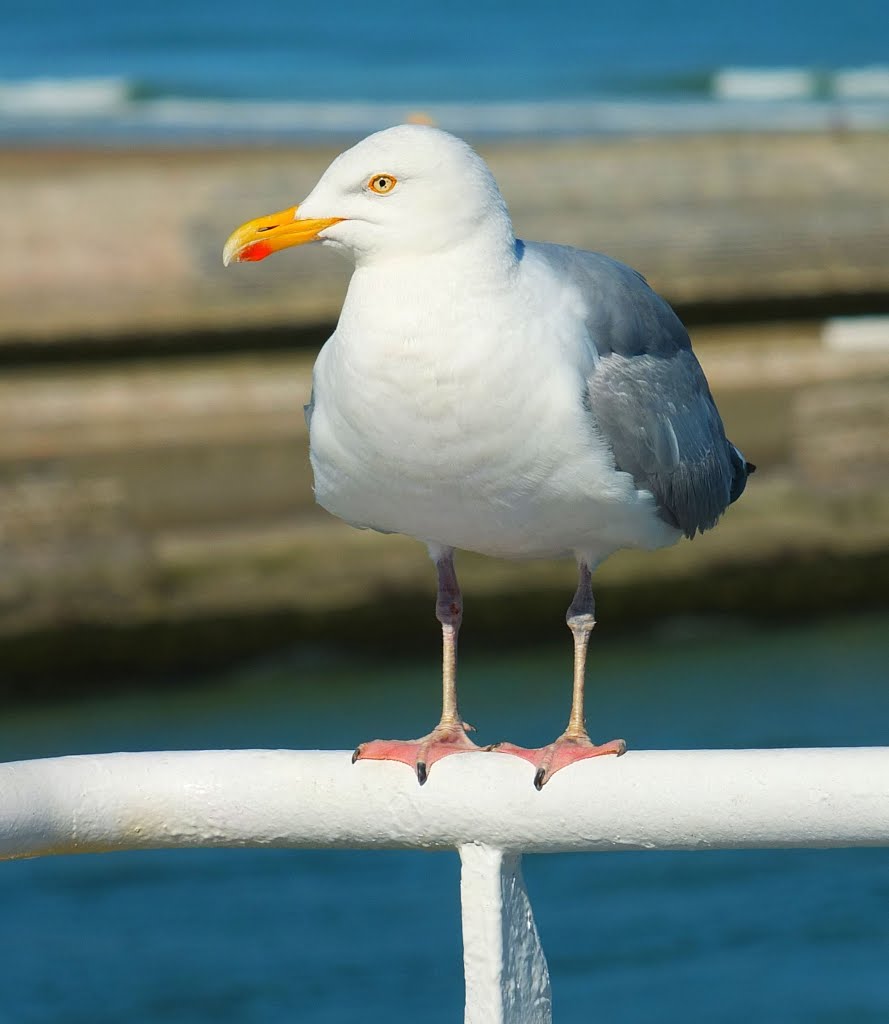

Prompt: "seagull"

[223,125,753,789]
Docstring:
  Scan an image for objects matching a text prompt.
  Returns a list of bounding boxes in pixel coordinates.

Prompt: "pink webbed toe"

[492,733,626,789]
[353,721,481,784]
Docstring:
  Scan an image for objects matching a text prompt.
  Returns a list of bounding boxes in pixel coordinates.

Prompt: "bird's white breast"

[307,259,676,561]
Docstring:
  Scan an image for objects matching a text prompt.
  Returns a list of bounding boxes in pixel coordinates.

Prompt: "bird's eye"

[368,174,397,194]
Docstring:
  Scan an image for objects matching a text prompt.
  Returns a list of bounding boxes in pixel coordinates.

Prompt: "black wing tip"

[727,445,754,508]
[680,447,755,539]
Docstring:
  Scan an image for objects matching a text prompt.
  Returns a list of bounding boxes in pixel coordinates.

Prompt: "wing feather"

[529,242,750,538]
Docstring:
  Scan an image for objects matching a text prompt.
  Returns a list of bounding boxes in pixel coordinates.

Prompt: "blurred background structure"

[4,134,889,688]
[1,1,888,1021]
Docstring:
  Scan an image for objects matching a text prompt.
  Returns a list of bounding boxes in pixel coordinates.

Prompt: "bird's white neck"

[338,230,521,343]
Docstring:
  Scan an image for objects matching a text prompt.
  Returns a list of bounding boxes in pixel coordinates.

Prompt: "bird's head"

[223,124,514,268]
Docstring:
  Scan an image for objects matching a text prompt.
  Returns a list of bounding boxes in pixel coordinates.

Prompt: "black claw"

[534,768,547,791]
[351,747,361,764]
[416,761,428,785]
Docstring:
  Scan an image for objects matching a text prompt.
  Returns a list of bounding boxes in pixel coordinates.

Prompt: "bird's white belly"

[308,327,677,561]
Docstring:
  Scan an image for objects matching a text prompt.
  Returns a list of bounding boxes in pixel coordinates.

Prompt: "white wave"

[0,77,132,116]
[713,68,816,101]
[833,66,889,99]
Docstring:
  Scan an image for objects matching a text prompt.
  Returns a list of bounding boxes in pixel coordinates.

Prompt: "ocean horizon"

[3,0,889,142]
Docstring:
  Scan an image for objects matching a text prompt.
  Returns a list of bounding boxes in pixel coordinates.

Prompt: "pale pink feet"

[352,721,481,785]
[492,732,627,790]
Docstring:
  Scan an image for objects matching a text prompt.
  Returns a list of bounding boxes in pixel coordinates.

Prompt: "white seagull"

[224,125,753,789]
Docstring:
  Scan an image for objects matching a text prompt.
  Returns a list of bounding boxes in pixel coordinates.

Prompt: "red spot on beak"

[239,241,273,262]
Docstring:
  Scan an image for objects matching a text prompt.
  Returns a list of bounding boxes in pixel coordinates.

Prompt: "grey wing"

[589,347,745,538]
[534,243,751,538]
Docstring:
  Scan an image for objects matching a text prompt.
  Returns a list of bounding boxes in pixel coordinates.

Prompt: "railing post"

[459,843,552,1024]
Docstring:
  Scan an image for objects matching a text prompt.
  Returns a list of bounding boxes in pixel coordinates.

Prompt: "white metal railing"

[2,748,888,1023]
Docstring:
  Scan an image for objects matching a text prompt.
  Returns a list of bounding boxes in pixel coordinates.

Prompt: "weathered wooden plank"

[2,133,888,346]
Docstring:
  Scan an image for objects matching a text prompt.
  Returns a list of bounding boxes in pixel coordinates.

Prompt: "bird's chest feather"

[313,316,542,491]
[307,295,621,550]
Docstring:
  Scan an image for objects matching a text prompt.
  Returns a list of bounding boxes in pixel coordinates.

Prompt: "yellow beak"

[222,206,343,266]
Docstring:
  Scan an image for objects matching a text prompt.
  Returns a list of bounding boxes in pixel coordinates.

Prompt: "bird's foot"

[352,720,481,785]
[491,730,626,790]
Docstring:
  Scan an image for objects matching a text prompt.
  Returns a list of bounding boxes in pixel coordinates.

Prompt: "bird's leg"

[352,546,481,784]
[492,560,626,789]
[565,561,599,737]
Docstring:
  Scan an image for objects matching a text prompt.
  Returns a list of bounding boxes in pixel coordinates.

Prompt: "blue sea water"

[0,616,888,1023]
[2,0,889,141]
